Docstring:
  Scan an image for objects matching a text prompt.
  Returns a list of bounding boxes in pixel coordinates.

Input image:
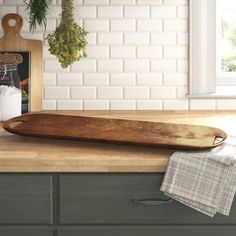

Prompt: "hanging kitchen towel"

[160,137,236,217]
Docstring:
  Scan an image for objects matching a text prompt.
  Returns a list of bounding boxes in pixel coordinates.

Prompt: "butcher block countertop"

[0,110,235,173]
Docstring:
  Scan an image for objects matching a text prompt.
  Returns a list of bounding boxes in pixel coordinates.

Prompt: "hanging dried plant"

[24,0,52,32]
[47,0,88,68]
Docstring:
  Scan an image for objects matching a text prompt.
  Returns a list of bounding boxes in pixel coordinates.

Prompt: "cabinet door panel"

[0,174,53,224]
[0,227,52,236]
[59,174,236,224]
[58,226,236,236]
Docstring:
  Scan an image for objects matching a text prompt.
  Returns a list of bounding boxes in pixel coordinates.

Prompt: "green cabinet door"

[0,227,53,236]
[0,174,53,224]
[59,173,236,225]
[58,226,236,236]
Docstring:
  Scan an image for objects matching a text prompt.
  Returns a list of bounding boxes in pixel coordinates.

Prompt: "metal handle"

[133,198,173,206]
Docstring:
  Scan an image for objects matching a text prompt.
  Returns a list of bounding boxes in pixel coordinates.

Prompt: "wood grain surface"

[0,111,235,173]
[0,13,42,111]
[3,113,227,150]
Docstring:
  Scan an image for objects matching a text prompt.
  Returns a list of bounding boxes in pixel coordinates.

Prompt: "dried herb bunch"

[47,0,88,68]
[24,0,52,32]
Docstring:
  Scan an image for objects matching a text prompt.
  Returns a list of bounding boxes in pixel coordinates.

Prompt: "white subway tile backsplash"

[151,6,176,18]
[163,73,187,86]
[17,6,27,19]
[151,87,176,99]
[71,59,97,72]
[151,59,176,72]
[3,0,23,4]
[57,100,83,110]
[98,33,123,45]
[71,87,96,99]
[110,0,135,4]
[45,60,69,72]
[111,46,136,58]
[176,86,188,99]
[84,0,109,4]
[137,19,162,31]
[177,59,188,72]
[137,0,162,5]
[74,6,96,18]
[44,73,56,86]
[124,87,149,99]
[57,73,83,86]
[137,100,162,110]
[137,73,162,86]
[86,33,97,45]
[111,19,136,32]
[21,32,44,40]
[84,100,109,109]
[217,100,236,110]
[73,0,83,3]
[0,6,16,17]
[110,100,136,110]
[1,0,198,111]
[98,6,123,18]
[151,32,176,45]
[137,46,162,58]
[43,100,57,110]
[44,45,56,58]
[45,87,70,99]
[177,32,188,45]
[84,73,109,86]
[43,19,57,33]
[97,87,123,99]
[98,60,123,72]
[164,0,188,5]
[110,73,136,86]
[125,33,150,45]
[177,6,188,18]
[163,100,188,110]
[125,59,150,72]
[21,21,30,32]
[87,46,109,58]
[47,6,61,19]
[190,99,216,110]
[164,46,188,59]
[164,19,188,32]
[84,19,109,32]
[124,6,150,18]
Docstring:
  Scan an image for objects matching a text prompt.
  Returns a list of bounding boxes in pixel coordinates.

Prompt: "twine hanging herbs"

[24,0,52,32]
[47,0,88,68]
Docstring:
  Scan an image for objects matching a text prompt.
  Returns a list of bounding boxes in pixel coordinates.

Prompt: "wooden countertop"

[0,110,235,173]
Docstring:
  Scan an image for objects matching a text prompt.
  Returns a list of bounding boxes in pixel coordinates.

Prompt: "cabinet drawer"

[59,174,236,224]
[0,174,52,224]
[58,226,236,236]
[0,227,53,236]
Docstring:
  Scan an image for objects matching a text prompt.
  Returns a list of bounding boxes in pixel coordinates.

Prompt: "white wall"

[1,0,232,110]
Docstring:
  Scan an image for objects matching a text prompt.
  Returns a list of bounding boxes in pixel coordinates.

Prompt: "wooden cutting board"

[2,113,227,150]
[0,13,42,111]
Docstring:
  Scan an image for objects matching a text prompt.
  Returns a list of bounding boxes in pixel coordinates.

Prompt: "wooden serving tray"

[2,113,227,150]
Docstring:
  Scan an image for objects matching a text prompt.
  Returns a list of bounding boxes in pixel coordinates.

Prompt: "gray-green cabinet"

[57,226,236,236]
[0,173,235,236]
[0,174,52,224]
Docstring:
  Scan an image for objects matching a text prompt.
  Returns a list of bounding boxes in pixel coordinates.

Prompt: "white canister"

[0,86,22,121]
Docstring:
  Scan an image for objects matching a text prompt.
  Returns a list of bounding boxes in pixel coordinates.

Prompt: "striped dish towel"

[160,137,236,217]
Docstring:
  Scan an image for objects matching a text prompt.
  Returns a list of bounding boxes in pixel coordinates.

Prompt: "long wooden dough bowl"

[2,113,227,150]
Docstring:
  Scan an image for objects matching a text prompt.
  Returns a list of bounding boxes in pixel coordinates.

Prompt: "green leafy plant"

[47,0,88,68]
[24,0,52,32]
